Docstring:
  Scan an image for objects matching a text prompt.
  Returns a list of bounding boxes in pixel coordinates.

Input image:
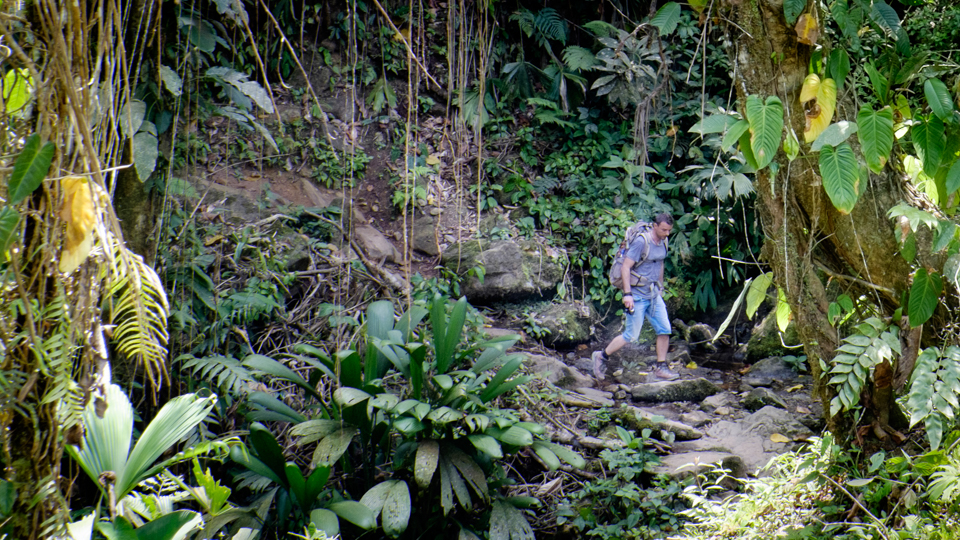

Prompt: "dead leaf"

[796,405,811,414]
[686,361,698,370]
[786,384,804,392]
[59,176,97,273]
[426,154,441,166]
[537,477,563,497]
[795,13,819,46]
[770,433,791,443]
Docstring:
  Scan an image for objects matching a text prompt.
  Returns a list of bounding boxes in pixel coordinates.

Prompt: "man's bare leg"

[655,334,669,364]
[604,335,628,357]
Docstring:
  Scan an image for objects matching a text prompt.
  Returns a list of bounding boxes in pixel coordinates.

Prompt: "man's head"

[652,212,673,240]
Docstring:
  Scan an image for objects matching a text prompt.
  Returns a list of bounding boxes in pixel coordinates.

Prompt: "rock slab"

[630,377,721,403]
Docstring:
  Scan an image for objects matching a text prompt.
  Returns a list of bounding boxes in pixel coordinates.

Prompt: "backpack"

[608,221,667,290]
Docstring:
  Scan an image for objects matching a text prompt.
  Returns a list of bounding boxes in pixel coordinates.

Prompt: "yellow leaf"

[770,433,791,443]
[204,235,224,246]
[786,384,804,393]
[686,361,698,370]
[800,74,820,103]
[795,13,819,46]
[426,154,441,166]
[796,405,811,414]
[59,176,97,273]
[804,78,837,143]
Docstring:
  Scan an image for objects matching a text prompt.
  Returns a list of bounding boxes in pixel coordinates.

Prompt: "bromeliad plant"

[243,295,585,539]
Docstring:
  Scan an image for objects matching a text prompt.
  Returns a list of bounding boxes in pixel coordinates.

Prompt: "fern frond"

[562,46,598,72]
[179,354,254,395]
[102,234,170,390]
[583,20,618,38]
[509,10,536,38]
[535,8,567,43]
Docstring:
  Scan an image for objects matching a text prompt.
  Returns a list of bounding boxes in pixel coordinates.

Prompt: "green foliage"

[856,105,895,174]
[909,268,943,327]
[819,142,861,214]
[8,134,55,205]
[825,318,900,417]
[745,96,783,170]
[557,427,686,539]
[907,347,960,450]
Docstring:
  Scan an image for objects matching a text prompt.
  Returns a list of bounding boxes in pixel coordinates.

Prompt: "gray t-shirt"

[625,233,667,300]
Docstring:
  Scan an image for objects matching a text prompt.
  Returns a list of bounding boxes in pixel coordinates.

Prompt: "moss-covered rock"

[536,301,596,348]
[441,239,568,304]
[745,311,801,362]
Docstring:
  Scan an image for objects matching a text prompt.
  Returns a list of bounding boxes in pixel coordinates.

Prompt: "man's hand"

[623,295,635,312]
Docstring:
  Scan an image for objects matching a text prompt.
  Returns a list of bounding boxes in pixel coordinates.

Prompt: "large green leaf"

[489,500,535,540]
[381,481,412,538]
[0,206,19,254]
[946,159,960,196]
[649,2,681,35]
[776,287,791,333]
[746,95,784,170]
[913,116,946,176]
[243,354,323,402]
[924,78,954,121]
[135,510,202,540]
[864,62,889,104]
[909,268,942,327]
[119,100,146,138]
[67,385,217,501]
[366,300,396,379]
[870,1,902,40]
[415,439,440,488]
[783,0,806,25]
[329,500,376,530]
[746,272,774,319]
[811,121,857,151]
[433,296,467,373]
[819,142,860,213]
[133,131,158,182]
[467,434,503,458]
[857,105,895,174]
[309,508,340,538]
[538,441,587,469]
[8,134,55,205]
[722,119,750,152]
[827,48,851,90]
[690,114,739,135]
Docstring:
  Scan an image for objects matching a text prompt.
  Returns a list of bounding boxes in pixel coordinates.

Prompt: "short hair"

[654,212,674,226]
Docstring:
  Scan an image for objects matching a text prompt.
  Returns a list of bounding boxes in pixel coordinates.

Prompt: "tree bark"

[719,0,914,435]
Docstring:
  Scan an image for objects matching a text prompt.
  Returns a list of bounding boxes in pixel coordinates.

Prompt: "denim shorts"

[622,294,672,343]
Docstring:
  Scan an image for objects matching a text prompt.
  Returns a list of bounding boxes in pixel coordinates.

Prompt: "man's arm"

[622,257,636,294]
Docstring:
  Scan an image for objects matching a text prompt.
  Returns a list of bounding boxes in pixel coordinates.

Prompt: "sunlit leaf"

[924,78,954,121]
[746,272,773,319]
[784,128,800,161]
[800,73,820,103]
[59,176,97,273]
[746,95,784,169]
[2,69,33,113]
[159,65,183,97]
[857,105,895,173]
[722,119,750,152]
[0,207,19,254]
[804,78,837,143]
[133,131,158,182]
[776,288,792,333]
[811,121,857,151]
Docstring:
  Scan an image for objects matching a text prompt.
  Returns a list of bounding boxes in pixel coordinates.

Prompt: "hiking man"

[592,212,677,381]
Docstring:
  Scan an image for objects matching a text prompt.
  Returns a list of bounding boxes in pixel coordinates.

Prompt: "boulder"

[535,301,596,348]
[745,312,801,362]
[441,239,567,304]
[615,406,703,441]
[413,218,439,256]
[630,378,721,403]
[354,224,402,263]
[525,354,593,390]
[654,452,748,487]
[701,392,738,413]
[743,388,788,411]
[679,411,712,427]
[743,356,802,387]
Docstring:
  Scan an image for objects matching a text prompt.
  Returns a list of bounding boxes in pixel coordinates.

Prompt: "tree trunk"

[718,0,914,435]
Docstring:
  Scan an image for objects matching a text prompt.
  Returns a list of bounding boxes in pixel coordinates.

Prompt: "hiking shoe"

[592,351,606,380]
[653,366,680,381]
